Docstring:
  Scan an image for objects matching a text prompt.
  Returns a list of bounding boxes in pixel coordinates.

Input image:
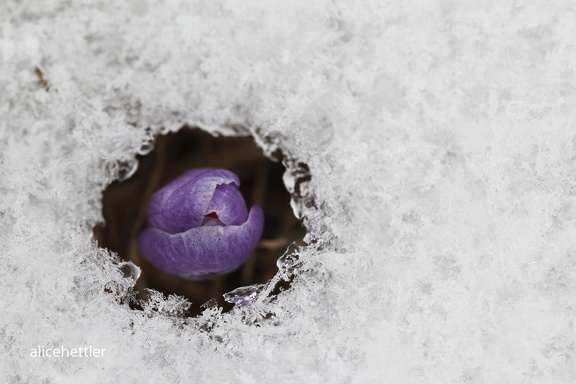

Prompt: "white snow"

[2,1,576,382]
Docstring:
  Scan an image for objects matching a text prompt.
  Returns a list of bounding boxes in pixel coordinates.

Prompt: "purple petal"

[206,183,248,225]
[138,205,264,280]
[147,168,240,234]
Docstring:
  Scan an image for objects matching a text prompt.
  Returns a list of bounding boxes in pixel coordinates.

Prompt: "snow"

[2,1,576,382]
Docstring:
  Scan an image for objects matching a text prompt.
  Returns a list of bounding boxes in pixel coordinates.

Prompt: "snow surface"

[2,1,576,382]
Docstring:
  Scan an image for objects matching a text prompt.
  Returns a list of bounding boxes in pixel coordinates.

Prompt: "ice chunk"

[223,284,265,307]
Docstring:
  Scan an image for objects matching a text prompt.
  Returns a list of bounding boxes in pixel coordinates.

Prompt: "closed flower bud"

[138,168,264,280]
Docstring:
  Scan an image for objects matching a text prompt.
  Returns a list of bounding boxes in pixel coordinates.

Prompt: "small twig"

[252,160,269,207]
[257,237,291,250]
[241,160,269,284]
[128,135,167,299]
[34,66,49,89]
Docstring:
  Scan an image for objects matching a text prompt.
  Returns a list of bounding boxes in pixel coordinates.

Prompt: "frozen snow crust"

[2,1,576,382]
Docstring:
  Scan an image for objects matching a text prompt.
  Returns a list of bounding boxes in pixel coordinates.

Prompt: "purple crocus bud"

[138,168,264,280]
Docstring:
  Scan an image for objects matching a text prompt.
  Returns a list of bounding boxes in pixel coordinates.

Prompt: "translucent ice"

[223,284,265,307]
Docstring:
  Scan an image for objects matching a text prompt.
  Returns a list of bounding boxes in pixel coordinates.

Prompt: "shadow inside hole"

[94,127,307,316]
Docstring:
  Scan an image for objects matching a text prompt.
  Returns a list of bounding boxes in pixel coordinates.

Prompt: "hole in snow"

[94,126,307,316]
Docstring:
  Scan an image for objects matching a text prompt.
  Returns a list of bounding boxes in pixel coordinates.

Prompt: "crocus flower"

[138,168,264,280]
